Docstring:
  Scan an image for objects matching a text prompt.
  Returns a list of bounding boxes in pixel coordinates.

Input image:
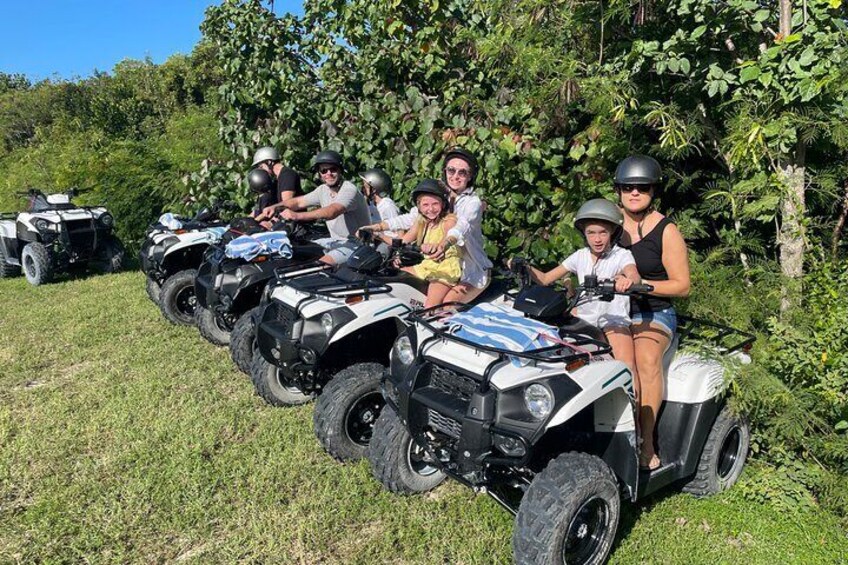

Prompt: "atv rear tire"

[0,243,20,278]
[314,362,386,461]
[367,409,445,494]
[250,349,313,406]
[230,305,262,374]
[514,452,620,565]
[158,269,198,326]
[682,403,750,497]
[145,276,161,304]
[21,242,53,285]
[196,305,232,346]
[94,236,125,273]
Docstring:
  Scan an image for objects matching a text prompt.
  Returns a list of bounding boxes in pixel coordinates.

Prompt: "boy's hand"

[614,275,633,292]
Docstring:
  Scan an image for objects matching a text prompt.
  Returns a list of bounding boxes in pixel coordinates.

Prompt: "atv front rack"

[273,260,333,281]
[409,302,612,366]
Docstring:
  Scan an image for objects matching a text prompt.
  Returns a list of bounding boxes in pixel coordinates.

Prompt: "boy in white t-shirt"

[360,168,402,240]
[515,199,640,375]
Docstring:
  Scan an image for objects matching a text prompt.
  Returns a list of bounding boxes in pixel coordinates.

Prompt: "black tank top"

[623,216,674,313]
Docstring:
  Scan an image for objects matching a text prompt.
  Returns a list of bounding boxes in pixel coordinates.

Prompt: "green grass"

[1,271,846,564]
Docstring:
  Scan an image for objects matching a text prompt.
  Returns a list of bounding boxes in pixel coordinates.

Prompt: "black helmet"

[411,179,449,207]
[613,155,663,186]
[247,168,274,194]
[442,146,478,187]
[360,168,392,198]
[251,146,281,168]
[312,150,344,172]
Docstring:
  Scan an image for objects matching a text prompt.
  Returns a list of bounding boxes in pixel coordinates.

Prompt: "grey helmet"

[360,168,392,198]
[613,155,663,186]
[574,198,624,237]
[251,146,281,168]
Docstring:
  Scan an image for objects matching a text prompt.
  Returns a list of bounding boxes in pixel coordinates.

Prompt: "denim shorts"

[314,237,359,264]
[631,307,677,337]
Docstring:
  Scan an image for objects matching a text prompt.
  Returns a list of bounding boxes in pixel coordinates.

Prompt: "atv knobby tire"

[196,305,232,346]
[230,305,262,374]
[313,362,385,461]
[145,276,162,304]
[21,242,53,285]
[367,408,445,494]
[158,269,198,326]
[514,452,620,565]
[250,349,313,406]
[682,403,750,497]
[0,243,20,278]
[94,236,125,273]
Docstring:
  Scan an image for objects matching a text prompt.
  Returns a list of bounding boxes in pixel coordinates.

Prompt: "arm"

[259,194,306,219]
[401,219,421,244]
[528,264,570,286]
[446,197,482,245]
[645,224,691,297]
[385,209,417,231]
[285,202,346,222]
[614,264,641,292]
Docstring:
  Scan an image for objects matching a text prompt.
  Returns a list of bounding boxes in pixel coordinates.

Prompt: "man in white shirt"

[259,150,370,265]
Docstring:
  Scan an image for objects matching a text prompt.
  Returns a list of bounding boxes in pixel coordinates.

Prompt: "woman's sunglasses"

[445,166,471,179]
[615,184,654,194]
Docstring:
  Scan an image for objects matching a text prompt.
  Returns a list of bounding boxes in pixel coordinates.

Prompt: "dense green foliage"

[0,48,225,248]
[0,0,845,527]
[2,272,847,562]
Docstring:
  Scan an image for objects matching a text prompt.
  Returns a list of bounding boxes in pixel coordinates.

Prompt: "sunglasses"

[319,166,340,174]
[615,184,654,194]
[445,166,471,179]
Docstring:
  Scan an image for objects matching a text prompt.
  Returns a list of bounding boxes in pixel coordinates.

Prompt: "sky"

[0,0,303,82]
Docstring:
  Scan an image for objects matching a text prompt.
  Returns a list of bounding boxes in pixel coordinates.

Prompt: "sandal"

[639,452,661,470]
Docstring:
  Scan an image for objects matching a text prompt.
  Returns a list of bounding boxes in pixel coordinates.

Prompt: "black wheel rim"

[344,392,384,446]
[562,496,610,564]
[406,438,438,477]
[272,366,304,395]
[717,427,742,481]
[24,255,36,278]
[175,286,197,318]
[219,313,237,332]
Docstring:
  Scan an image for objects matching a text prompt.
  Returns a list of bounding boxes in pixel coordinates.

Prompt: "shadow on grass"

[610,487,679,557]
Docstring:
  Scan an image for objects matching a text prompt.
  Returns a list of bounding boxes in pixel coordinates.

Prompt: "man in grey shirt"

[259,150,370,265]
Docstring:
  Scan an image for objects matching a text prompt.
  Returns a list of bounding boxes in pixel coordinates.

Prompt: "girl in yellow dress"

[398,179,461,307]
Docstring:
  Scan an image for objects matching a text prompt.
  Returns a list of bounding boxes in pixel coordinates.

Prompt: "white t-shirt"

[302,180,370,240]
[561,245,635,329]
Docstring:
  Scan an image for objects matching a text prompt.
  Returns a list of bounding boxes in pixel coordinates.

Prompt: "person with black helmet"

[360,168,402,241]
[261,149,370,265]
[250,146,303,205]
[510,198,641,378]
[396,179,461,307]
[247,168,278,227]
[614,154,691,471]
[373,146,493,303]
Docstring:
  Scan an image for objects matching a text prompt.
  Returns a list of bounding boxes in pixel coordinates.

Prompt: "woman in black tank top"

[614,155,691,471]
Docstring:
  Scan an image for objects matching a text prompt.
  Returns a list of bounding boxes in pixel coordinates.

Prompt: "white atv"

[0,188,124,285]
[139,201,233,309]
[368,271,754,565]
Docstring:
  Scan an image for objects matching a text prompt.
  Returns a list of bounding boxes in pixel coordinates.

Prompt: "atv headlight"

[393,335,415,366]
[524,384,553,420]
[35,218,50,232]
[320,312,334,336]
[99,213,114,227]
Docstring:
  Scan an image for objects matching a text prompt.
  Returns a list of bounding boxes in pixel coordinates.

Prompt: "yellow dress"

[412,214,462,284]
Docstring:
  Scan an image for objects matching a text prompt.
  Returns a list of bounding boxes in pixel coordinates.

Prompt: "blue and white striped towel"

[158,213,183,230]
[440,302,560,366]
[204,226,228,241]
[225,230,293,261]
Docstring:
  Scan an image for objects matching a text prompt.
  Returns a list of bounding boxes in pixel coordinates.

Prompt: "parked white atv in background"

[0,188,124,285]
[368,269,754,565]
